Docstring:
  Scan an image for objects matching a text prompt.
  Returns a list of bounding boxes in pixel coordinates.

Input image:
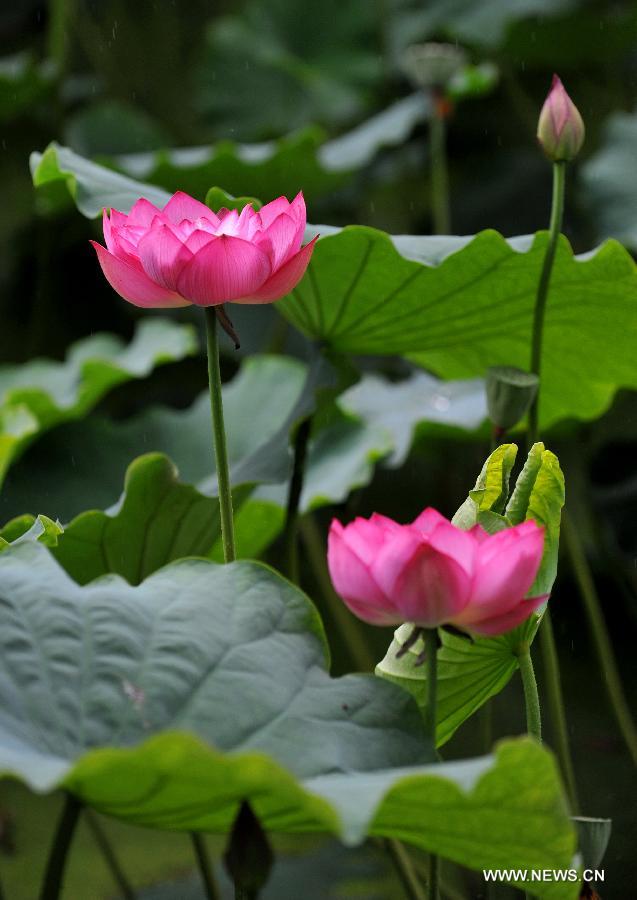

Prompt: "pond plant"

[0,60,633,900]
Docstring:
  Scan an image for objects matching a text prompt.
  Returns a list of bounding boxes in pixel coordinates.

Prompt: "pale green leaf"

[280,227,637,429]
[0,541,576,896]
[0,318,197,486]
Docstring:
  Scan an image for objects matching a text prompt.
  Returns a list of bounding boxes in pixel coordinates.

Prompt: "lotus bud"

[537,75,585,162]
[223,801,273,894]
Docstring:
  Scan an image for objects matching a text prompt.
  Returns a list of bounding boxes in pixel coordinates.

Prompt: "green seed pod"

[486,366,539,431]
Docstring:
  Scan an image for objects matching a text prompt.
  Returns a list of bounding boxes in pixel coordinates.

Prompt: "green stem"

[528,161,566,443]
[429,108,451,235]
[204,308,236,563]
[538,610,579,812]
[284,417,312,584]
[39,793,82,900]
[423,628,440,900]
[517,643,542,741]
[423,628,439,742]
[191,833,221,900]
[385,839,428,900]
[527,159,578,808]
[563,513,637,765]
[85,812,136,899]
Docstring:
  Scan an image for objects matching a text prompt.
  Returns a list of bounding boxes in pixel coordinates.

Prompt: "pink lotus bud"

[91,191,316,309]
[537,75,585,162]
[327,509,547,636]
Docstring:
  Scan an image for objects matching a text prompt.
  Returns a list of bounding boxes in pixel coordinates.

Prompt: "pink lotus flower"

[537,74,585,162]
[91,191,316,308]
[327,508,547,636]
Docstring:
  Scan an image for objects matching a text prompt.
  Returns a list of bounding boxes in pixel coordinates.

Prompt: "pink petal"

[339,593,404,627]
[91,242,189,308]
[456,524,545,626]
[412,509,477,574]
[381,536,472,627]
[412,508,451,535]
[183,229,217,254]
[103,208,115,252]
[258,195,292,229]
[257,212,301,269]
[163,191,217,225]
[426,520,477,576]
[176,235,271,306]
[127,198,165,228]
[369,513,403,535]
[233,237,317,304]
[137,224,192,291]
[341,515,396,565]
[215,209,240,236]
[462,595,548,637]
[235,204,260,240]
[109,208,128,228]
[327,521,390,623]
[287,192,307,246]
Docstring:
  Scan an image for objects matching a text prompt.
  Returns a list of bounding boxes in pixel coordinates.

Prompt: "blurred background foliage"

[1,0,637,897]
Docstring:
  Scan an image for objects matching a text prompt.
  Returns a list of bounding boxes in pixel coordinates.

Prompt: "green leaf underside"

[376,443,564,746]
[50,454,255,585]
[0,541,575,896]
[30,97,428,214]
[279,226,637,429]
[34,452,283,584]
[30,144,635,429]
[0,354,309,523]
[0,318,197,486]
[0,357,484,526]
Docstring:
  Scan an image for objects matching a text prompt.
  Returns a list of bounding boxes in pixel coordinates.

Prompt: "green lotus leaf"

[0,318,197,487]
[0,541,575,897]
[279,226,637,429]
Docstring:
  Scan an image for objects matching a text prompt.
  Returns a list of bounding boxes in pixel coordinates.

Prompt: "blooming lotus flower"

[537,75,585,162]
[327,508,546,636]
[91,191,316,308]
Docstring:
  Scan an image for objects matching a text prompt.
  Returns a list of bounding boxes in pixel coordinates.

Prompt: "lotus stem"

[563,512,637,765]
[529,160,565,443]
[204,307,236,563]
[423,628,440,900]
[429,104,451,235]
[39,792,82,900]
[385,838,428,900]
[191,833,221,900]
[85,812,136,899]
[517,643,542,741]
[284,416,312,583]
[538,610,579,812]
